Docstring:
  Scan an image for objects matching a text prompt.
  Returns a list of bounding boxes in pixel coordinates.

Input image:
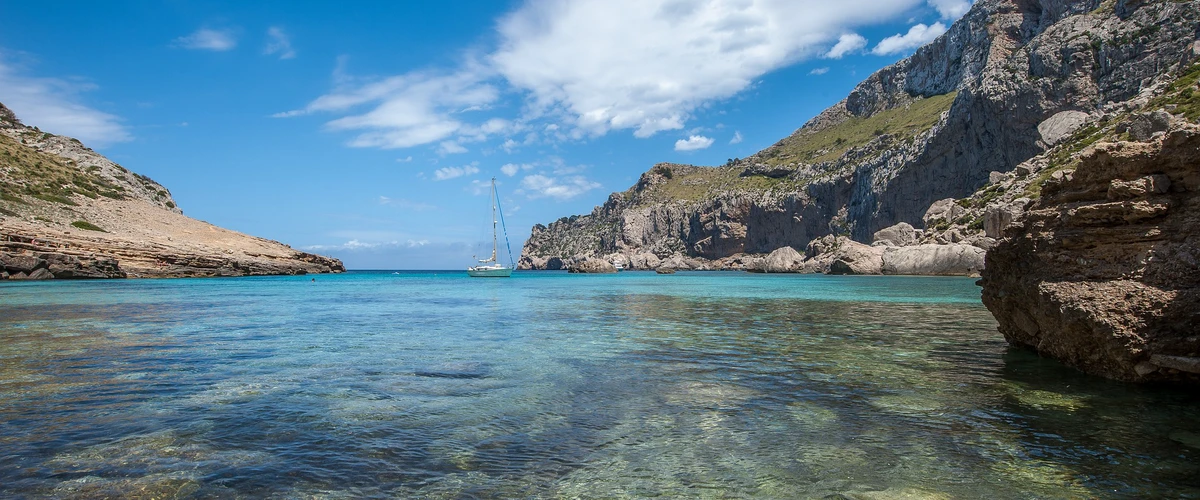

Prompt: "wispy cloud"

[304,239,430,251]
[438,140,467,154]
[809,67,830,75]
[433,163,480,180]
[519,173,600,200]
[674,134,714,151]
[173,28,237,51]
[0,57,132,146]
[824,33,867,59]
[729,131,743,144]
[378,196,435,211]
[872,22,947,55]
[275,64,499,149]
[264,27,296,59]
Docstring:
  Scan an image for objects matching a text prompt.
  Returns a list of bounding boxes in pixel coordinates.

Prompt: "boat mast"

[490,177,498,264]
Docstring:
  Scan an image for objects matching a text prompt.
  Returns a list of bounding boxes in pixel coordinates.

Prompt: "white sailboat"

[468,177,514,278]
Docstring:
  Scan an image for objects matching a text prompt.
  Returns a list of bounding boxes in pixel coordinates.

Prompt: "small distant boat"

[612,261,625,272]
[468,177,514,278]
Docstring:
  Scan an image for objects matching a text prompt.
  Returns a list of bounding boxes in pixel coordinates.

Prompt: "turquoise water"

[1,271,1198,498]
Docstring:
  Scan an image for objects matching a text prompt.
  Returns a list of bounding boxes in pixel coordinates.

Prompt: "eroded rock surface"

[981,125,1200,384]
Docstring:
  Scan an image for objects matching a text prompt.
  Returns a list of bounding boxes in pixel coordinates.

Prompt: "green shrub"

[71,220,107,232]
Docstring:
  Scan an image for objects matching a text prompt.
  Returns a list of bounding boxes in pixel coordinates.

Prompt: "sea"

[1,270,1198,498]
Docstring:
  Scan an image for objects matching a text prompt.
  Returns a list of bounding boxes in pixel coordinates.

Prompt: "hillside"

[519,0,1200,271]
[0,103,343,279]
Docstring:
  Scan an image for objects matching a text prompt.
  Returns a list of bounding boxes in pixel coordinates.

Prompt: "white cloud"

[928,0,972,19]
[493,0,923,139]
[809,67,830,75]
[520,174,601,200]
[872,22,947,55]
[824,33,866,59]
[501,162,535,176]
[674,134,714,151]
[730,131,743,144]
[438,140,468,154]
[396,156,413,162]
[173,28,237,51]
[275,65,498,149]
[284,0,935,149]
[0,59,132,146]
[434,164,480,180]
[264,27,296,59]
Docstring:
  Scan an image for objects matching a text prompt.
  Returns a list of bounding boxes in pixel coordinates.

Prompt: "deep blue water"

[1,270,1197,498]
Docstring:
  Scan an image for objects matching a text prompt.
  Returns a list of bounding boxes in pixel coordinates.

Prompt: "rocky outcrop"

[981,123,1200,384]
[520,0,1200,269]
[567,258,617,274]
[872,222,918,247]
[757,246,805,273]
[881,244,986,276]
[802,235,885,275]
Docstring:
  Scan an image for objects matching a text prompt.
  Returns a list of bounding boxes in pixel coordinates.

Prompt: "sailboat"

[468,177,514,278]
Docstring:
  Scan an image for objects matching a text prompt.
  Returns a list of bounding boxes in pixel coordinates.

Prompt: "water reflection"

[0,273,1197,498]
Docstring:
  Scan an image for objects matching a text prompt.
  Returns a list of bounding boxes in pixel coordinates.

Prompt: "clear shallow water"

[1,271,1197,499]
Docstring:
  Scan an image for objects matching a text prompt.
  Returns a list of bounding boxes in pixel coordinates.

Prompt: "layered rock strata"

[981,124,1200,384]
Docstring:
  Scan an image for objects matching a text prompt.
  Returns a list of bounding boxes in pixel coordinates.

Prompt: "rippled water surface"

[1,271,1198,498]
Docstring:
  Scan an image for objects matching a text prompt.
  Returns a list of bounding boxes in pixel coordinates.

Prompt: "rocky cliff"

[520,0,1200,271]
[0,103,344,279]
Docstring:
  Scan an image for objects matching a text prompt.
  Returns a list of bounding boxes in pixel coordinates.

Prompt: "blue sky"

[0,0,972,269]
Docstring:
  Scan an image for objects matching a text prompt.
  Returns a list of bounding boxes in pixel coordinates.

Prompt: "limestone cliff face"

[521,0,1200,269]
[981,123,1200,384]
[0,103,344,279]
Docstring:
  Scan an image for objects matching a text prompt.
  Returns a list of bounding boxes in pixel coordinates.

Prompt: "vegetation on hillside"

[0,133,127,209]
[758,92,958,166]
[626,92,958,208]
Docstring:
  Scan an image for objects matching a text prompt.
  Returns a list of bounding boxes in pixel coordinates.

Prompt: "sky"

[0,0,973,269]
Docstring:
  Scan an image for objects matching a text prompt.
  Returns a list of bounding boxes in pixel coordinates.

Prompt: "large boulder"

[881,244,986,276]
[761,246,804,273]
[805,235,884,275]
[1037,110,1090,146]
[628,252,662,270]
[567,258,617,274]
[922,198,964,228]
[872,222,918,247]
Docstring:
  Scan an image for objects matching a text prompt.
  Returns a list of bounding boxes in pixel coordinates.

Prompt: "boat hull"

[467,266,513,278]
